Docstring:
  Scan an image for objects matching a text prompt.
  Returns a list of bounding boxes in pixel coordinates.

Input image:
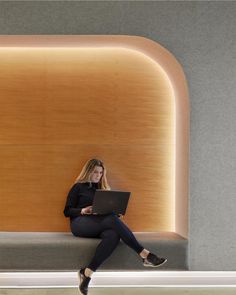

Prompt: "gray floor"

[1,288,236,295]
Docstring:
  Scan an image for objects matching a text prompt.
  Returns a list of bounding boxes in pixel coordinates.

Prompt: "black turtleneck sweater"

[63,182,100,220]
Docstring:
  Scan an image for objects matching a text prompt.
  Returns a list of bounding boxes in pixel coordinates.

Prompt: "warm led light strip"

[1,271,236,288]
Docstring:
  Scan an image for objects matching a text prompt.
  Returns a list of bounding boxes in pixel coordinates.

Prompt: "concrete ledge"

[0,232,188,271]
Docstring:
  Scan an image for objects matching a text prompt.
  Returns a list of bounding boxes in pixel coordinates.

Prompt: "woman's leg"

[101,213,144,255]
[70,216,121,272]
[87,229,120,271]
[71,214,166,275]
[70,216,101,238]
[99,214,167,268]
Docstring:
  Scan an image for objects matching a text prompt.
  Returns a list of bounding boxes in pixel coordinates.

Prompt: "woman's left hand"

[81,205,93,215]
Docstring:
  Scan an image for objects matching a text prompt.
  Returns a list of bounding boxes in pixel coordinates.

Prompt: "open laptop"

[92,190,131,215]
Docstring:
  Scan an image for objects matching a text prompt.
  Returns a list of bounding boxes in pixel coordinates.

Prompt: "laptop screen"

[92,190,131,215]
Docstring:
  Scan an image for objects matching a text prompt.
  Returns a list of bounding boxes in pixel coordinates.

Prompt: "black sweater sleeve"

[63,183,82,218]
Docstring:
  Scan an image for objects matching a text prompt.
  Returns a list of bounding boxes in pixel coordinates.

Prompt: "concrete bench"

[0,232,188,271]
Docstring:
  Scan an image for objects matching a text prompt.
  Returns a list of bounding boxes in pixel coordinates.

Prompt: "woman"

[64,158,167,295]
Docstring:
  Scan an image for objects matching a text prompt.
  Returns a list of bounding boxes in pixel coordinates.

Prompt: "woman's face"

[90,165,103,183]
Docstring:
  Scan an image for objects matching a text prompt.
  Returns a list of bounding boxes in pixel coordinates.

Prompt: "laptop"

[92,190,131,215]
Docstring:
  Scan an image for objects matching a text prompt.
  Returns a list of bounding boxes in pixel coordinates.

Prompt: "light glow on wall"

[0,35,188,236]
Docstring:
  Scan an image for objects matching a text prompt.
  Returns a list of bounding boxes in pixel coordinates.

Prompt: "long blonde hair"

[74,158,111,190]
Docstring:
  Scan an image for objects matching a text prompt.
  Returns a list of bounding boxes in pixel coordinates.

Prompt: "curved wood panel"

[0,36,189,237]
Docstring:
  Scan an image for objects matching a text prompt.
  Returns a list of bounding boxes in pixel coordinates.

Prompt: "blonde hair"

[74,158,111,190]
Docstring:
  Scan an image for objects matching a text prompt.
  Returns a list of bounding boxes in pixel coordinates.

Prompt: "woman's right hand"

[81,206,92,215]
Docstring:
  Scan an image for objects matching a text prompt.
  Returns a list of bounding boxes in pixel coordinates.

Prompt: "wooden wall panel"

[0,47,175,232]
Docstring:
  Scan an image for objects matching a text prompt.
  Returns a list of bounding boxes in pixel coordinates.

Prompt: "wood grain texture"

[0,44,176,232]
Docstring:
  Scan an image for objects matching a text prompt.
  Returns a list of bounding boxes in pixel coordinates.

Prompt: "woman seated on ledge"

[64,158,167,295]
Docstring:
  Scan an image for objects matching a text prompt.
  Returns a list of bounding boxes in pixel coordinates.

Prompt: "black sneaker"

[143,253,167,267]
[78,268,91,295]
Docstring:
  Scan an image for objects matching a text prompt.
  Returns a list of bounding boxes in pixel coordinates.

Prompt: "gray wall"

[0,1,236,271]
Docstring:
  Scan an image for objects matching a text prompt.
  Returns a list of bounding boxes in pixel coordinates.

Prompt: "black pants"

[70,213,144,272]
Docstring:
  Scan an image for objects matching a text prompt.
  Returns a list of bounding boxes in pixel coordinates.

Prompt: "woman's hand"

[81,206,93,215]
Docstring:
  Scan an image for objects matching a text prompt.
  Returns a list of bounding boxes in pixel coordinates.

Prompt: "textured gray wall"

[0,1,236,271]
